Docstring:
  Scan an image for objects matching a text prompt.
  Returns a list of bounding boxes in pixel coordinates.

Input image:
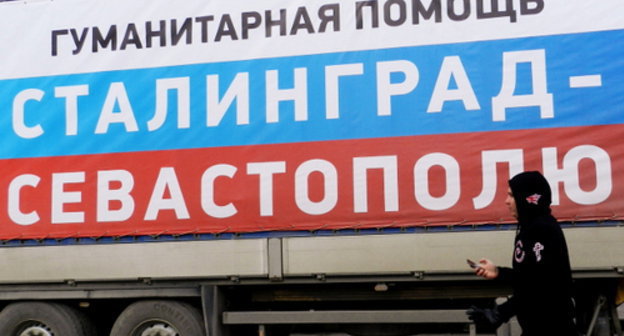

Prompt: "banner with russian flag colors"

[0,0,622,239]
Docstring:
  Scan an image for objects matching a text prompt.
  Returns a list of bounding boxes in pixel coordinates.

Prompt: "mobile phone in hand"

[466,259,479,269]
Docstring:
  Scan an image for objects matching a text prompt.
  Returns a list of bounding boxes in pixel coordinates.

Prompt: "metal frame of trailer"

[0,223,620,335]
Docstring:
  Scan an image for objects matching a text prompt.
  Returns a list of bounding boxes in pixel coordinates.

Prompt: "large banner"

[0,0,622,239]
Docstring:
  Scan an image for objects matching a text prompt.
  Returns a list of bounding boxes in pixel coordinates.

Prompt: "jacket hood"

[508,171,552,223]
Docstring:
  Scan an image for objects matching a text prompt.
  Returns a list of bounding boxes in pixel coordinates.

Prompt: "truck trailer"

[0,0,622,335]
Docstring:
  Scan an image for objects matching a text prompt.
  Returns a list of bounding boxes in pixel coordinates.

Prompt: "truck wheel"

[0,301,96,336]
[110,300,206,336]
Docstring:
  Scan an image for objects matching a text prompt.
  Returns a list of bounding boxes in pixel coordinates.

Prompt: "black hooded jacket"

[497,171,577,336]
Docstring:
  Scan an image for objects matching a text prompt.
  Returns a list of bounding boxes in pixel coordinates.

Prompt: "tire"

[0,301,96,336]
[110,300,206,336]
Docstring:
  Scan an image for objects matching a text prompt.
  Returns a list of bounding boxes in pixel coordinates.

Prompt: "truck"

[0,0,622,335]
